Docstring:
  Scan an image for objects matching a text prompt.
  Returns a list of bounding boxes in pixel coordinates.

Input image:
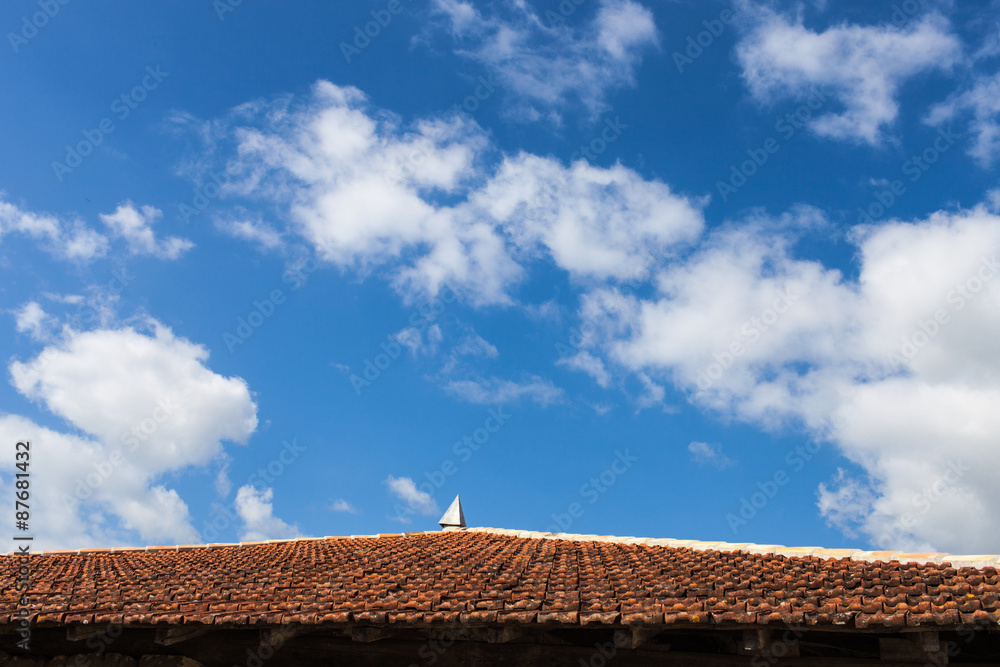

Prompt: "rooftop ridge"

[7,527,999,569]
[462,527,1000,569]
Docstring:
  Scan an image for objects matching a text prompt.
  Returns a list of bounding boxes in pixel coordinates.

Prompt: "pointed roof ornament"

[439,494,466,530]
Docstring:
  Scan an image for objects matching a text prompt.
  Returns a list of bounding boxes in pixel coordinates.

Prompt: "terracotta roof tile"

[4,528,1000,632]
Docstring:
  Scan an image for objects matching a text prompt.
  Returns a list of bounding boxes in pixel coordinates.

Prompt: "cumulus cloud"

[571,203,1000,552]
[430,0,658,121]
[1,322,258,548]
[203,80,705,305]
[688,441,736,470]
[0,196,107,261]
[183,77,1000,553]
[473,154,704,281]
[100,201,193,259]
[234,485,301,541]
[735,5,961,143]
[926,72,1000,167]
[11,323,258,470]
[386,475,439,516]
[220,82,517,305]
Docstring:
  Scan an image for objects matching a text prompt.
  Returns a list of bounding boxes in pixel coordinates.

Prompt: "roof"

[4,527,1000,631]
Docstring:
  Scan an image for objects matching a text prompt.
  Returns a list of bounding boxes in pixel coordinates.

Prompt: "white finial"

[439,494,466,529]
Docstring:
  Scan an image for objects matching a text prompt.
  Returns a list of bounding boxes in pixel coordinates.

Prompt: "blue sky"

[2,0,1000,554]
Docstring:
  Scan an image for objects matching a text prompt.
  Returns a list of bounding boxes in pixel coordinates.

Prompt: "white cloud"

[215,461,232,497]
[816,468,878,540]
[445,375,564,406]
[234,485,301,541]
[0,197,191,263]
[0,196,108,261]
[735,5,961,143]
[11,323,258,471]
[926,72,1000,166]
[100,201,193,260]
[440,326,498,374]
[329,498,359,514]
[43,292,85,305]
[986,188,1000,215]
[13,302,57,342]
[449,329,497,359]
[221,81,519,305]
[558,350,611,388]
[215,215,284,250]
[207,81,705,305]
[573,203,1000,552]
[0,414,150,550]
[1,322,258,548]
[688,441,735,470]
[430,0,658,121]
[634,371,666,410]
[386,475,439,515]
[60,223,110,261]
[474,154,704,281]
[596,0,659,61]
[395,323,445,357]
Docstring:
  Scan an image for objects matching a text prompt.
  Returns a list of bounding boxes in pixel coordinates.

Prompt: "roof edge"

[459,528,999,568]
[8,527,999,569]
